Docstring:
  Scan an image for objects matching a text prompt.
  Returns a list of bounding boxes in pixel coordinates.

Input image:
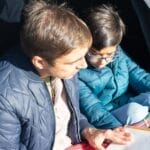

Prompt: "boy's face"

[86,45,117,68]
[38,46,89,79]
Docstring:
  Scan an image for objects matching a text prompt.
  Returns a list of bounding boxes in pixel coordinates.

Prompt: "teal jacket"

[79,46,150,129]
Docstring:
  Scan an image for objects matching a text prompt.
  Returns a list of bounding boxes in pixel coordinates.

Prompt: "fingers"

[104,128,133,145]
[114,126,125,132]
[111,134,132,145]
[82,127,133,150]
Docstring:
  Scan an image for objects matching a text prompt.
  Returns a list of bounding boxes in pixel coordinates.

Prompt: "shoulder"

[0,61,28,105]
[113,46,134,68]
[0,46,43,93]
[0,53,44,111]
[116,46,133,61]
[0,59,29,95]
[79,66,111,81]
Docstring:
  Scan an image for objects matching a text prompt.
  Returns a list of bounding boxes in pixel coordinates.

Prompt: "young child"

[78,5,150,129]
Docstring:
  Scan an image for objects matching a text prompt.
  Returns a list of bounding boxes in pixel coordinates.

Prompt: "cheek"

[87,58,107,68]
[54,63,79,77]
[87,56,100,66]
[93,61,104,68]
[58,66,76,74]
[87,55,97,64]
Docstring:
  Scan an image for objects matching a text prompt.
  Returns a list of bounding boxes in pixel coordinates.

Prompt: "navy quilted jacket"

[0,47,92,150]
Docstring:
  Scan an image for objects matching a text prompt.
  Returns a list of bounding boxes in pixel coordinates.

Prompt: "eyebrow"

[105,52,115,55]
[91,49,115,55]
[64,48,90,64]
[65,57,83,64]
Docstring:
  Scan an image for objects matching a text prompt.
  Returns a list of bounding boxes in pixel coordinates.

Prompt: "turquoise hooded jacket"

[79,46,150,129]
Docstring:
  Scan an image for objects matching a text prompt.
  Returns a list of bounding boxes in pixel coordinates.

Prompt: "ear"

[32,56,48,70]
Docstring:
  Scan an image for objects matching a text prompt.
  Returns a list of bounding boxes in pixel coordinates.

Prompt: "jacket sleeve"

[79,80,122,129]
[0,95,27,150]
[122,50,150,93]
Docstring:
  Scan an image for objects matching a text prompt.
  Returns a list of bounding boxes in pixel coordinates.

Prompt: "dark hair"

[21,0,92,65]
[83,5,125,50]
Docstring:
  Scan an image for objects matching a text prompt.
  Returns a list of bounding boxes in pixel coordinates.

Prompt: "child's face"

[86,46,117,68]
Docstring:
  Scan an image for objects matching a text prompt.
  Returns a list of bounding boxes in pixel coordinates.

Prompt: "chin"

[98,65,105,69]
[63,76,73,80]
[64,72,77,79]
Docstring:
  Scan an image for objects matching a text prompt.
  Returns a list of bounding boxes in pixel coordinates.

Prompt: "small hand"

[82,127,133,150]
[105,127,133,145]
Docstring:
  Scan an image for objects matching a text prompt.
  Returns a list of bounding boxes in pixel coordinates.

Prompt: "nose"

[96,59,107,68]
[100,59,106,65]
[77,58,87,69]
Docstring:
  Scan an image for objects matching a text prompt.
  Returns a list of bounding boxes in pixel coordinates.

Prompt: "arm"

[79,80,122,129]
[122,50,150,93]
[0,95,27,150]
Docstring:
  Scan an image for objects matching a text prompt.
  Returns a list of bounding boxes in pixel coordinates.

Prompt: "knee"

[127,102,148,124]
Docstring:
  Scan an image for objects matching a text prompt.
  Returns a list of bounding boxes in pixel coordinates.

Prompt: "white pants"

[111,92,150,125]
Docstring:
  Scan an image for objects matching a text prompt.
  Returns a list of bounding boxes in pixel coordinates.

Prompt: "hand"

[105,127,133,144]
[82,127,133,150]
[82,128,106,150]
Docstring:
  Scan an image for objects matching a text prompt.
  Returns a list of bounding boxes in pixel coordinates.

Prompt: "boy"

[0,1,132,150]
[79,5,150,129]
